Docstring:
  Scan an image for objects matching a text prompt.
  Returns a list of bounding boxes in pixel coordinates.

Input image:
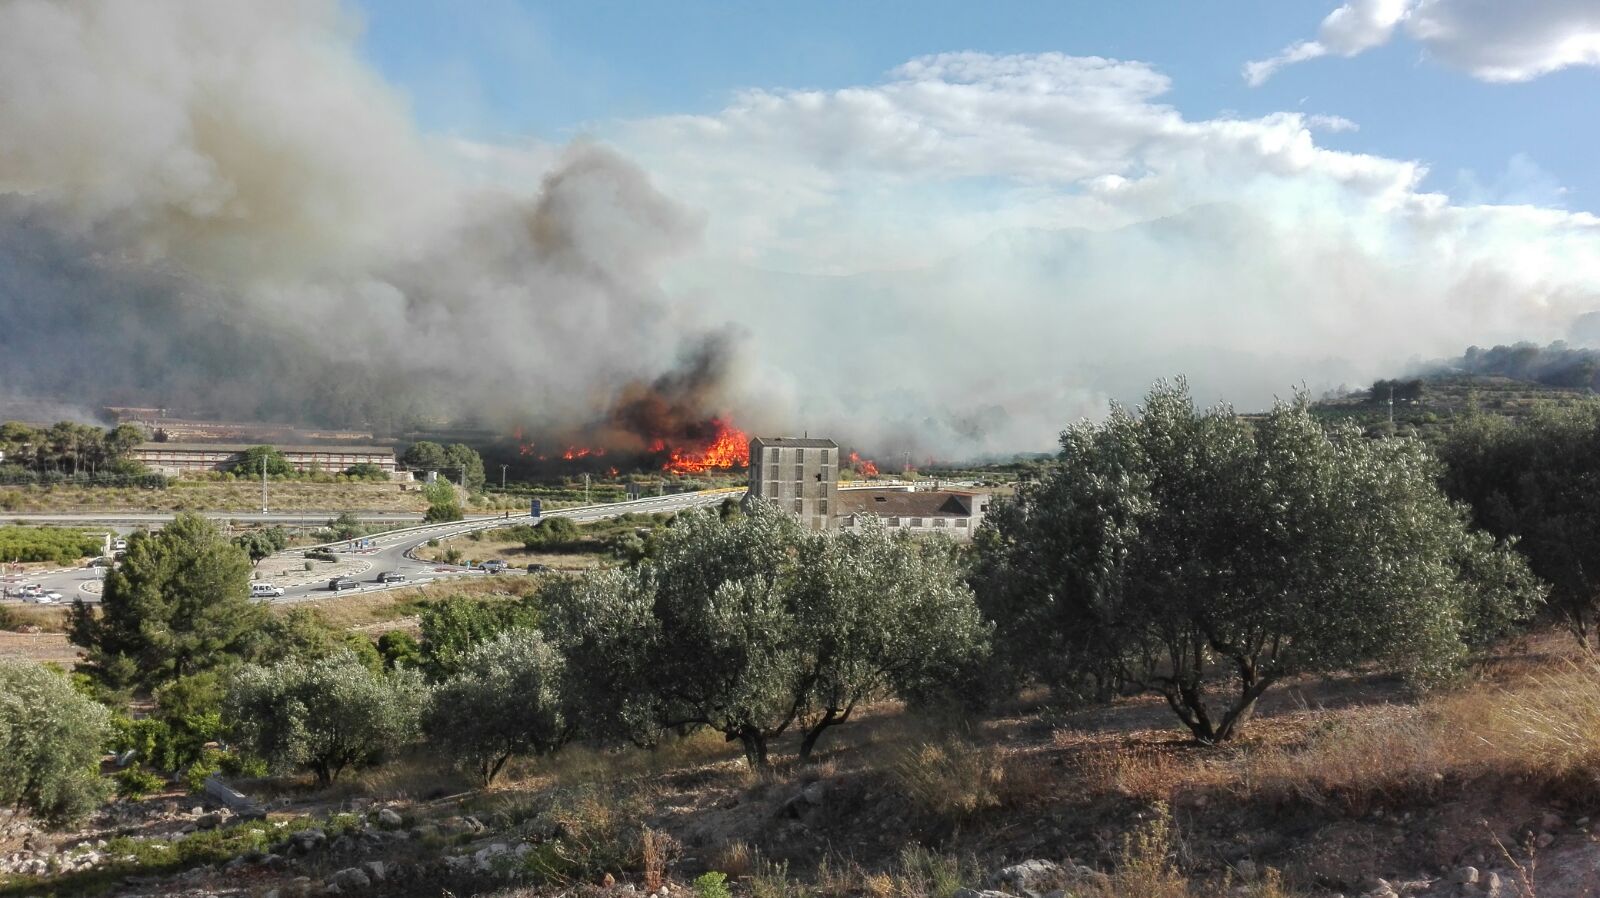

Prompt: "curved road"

[3,490,741,606]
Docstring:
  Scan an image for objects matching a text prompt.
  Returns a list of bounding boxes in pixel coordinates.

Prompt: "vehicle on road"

[87,557,114,568]
[12,583,43,599]
[327,577,359,592]
[30,591,63,604]
[250,583,285,598]
[526,563,549,573]
[112,538,127,552]
[481,560,507,573]
[376,571,407,584]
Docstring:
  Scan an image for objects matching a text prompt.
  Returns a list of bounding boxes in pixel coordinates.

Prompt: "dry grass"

[412,533,611,571]
[888,738,1008,822]
[286,575,537,629]
[0,603,72,632]
[1,480,431,513]
[503,729,738,791]
[1235,656,1600,812]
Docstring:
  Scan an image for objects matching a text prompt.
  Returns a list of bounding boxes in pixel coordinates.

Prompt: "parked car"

[327,577,359,592]
[14,583,43,599]
[112,538,127,552]
[526,563,549,574]
[250,583,286,598]
[481,560,507,573]
[86,557,114,568]
[31,591,63,604]
[376,571,407,584]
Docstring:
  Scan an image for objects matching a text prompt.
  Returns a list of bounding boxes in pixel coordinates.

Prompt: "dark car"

[328,577,359,592]
[376,571,407,584]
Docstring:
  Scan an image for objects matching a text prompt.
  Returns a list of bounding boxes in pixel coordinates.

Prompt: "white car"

[14,583,43,599]
[30,591,62,604]
[250,583,286,598]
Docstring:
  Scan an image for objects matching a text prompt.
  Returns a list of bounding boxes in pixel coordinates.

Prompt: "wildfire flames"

[848,450,880,478]
[663,418,749,474]
[508,341,754,476]
[512,417,749,474]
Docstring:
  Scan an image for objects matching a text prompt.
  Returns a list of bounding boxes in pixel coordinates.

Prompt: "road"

[1,490,742,606]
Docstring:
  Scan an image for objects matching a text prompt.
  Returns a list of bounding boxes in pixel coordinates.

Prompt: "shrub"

[0,659,113,825]
[0,525,102,564]
[694,871,732,898]
[115,767,166,799]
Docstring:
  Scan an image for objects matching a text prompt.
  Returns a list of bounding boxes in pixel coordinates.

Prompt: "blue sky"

[357,0,1600,212]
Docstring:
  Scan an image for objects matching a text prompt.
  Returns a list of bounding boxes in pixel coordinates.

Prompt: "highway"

[1,490,741,607]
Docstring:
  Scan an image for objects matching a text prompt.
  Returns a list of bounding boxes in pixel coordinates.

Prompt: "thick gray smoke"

[6,3,1600,463]
[0,0,735,441]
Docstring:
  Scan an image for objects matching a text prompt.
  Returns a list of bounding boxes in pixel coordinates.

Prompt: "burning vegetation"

[509,339,752,476]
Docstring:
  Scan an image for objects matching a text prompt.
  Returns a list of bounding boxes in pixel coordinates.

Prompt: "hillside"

[3,628,1595,898]
[1304,374,1596,442]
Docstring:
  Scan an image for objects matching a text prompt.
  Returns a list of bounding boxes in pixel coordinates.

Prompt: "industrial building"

[836,487,991,539]
[747,437,839,531]
[131,443,398,476]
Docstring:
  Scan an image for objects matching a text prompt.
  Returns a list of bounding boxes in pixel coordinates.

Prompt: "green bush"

[694,871,732,898]
[0,525,102,564]
[115,767,166,799]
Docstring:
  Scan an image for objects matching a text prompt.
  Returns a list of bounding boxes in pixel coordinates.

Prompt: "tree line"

[12,379,1599,826]
[0,420,147,482]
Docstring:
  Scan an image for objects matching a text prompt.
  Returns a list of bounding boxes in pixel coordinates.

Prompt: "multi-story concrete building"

[747,437,838,531]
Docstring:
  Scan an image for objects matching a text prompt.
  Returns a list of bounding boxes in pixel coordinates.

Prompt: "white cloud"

[600,52,1600,453]
[1246,0,1600,84]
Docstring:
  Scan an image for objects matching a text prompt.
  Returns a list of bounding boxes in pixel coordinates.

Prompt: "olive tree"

[791,521,990,759]
[976,381,1544,743]
[543,504,990,765]
[0,659,111,826]
[424,629,568,785]
[225,651,426,785]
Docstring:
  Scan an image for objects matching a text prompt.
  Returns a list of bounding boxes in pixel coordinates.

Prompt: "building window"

[818,499,828,516]
[887,517,900,526]
[794,448,804,463]
[956,519,969,528]
[768,447,779,463]
[910,518,923,528]
[793,498,804,514]
[794,465,804,481]
[934,518,947,528]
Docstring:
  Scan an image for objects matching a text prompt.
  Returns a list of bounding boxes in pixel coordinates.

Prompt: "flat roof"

[749,437,838,449]
[133,443,395,454]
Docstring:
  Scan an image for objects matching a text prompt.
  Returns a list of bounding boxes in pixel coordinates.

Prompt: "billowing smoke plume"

[0,0,720,446]
[6,4,1600,463]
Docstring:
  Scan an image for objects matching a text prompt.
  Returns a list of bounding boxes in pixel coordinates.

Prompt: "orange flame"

[663,418,749,474]
[847,450,880,478]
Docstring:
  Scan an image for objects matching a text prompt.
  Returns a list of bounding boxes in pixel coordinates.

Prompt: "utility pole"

[500,464,508,490]
[261,455,267,514]
[584,473,590,505]
[1388,384,1395,430]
